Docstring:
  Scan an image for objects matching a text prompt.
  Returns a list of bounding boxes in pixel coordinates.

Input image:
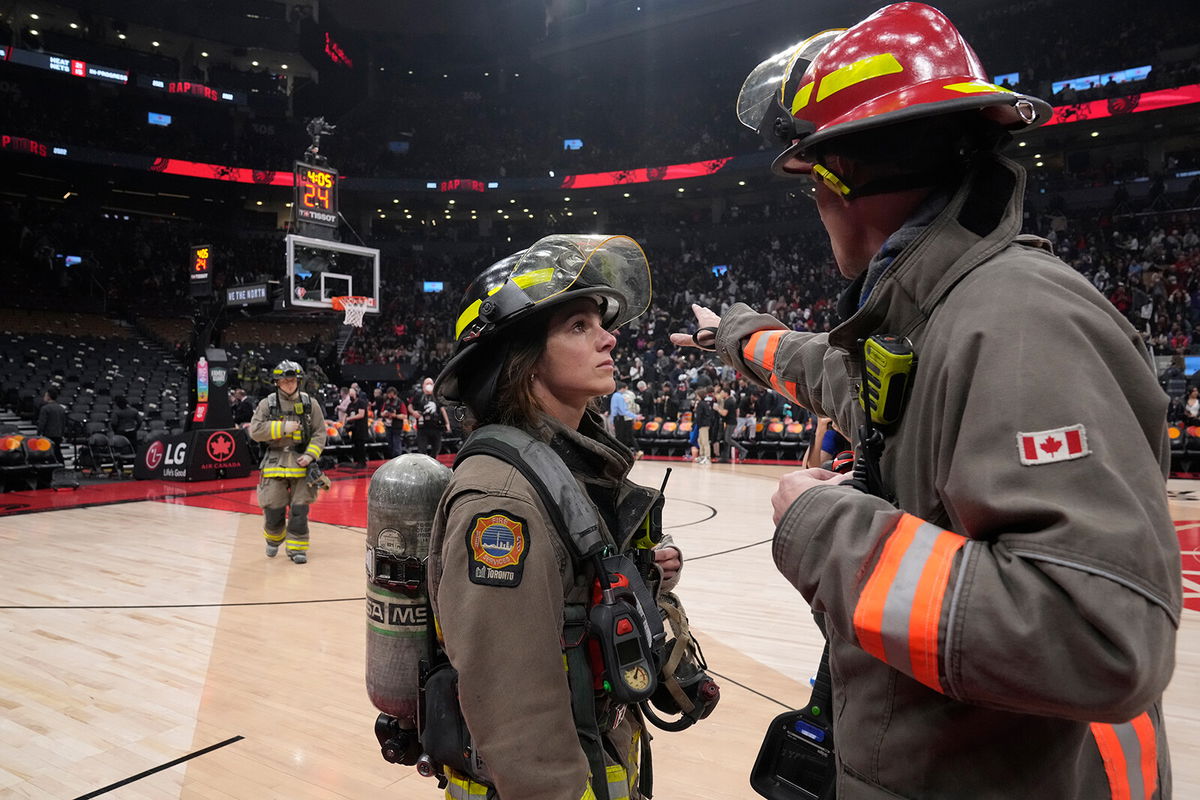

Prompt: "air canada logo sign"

[466,511,528,588]
[206,431,236,462]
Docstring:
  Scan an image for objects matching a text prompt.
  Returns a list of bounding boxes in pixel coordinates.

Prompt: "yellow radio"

[859,335,915,426]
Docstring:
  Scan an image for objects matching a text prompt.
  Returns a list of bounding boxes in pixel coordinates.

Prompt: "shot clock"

[189,243,213,298]
[293,161,339,227]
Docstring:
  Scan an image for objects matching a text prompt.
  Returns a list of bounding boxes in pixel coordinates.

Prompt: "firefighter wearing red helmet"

[676,3,1178,798]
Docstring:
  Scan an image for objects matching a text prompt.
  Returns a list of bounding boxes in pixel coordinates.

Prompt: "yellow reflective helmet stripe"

[816,52,904,103]
[790,81,815,114]
[944,80,1013,94]
[454,267,557,340]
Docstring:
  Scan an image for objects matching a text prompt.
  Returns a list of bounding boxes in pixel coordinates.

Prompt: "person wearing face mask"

[414,376,451,458]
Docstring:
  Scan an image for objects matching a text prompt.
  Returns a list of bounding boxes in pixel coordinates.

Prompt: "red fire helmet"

[738,3,1052,176]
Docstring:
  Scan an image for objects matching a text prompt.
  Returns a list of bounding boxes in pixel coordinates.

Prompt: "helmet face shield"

[736,30,844,148]
[453,234,651,343]
[439,234,651,411]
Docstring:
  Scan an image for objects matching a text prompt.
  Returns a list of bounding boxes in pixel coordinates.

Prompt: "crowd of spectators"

[2,0,1197,182]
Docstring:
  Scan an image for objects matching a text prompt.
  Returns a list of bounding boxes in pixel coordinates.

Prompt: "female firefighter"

[426,235,685,800]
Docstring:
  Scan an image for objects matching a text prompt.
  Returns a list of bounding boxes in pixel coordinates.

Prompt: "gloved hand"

[306,461,332,490]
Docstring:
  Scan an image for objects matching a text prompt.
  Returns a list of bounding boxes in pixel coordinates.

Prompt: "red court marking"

[168,476,371,528]
[1175,521,1200,613]
[0,474,260,515]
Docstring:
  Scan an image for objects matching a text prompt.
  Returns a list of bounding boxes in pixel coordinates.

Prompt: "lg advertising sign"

[135,429,251,481]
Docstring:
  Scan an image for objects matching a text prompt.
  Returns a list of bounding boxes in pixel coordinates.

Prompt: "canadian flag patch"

[1017,424,1090,466]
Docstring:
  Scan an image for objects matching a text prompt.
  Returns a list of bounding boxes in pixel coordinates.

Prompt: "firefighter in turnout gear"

[425,234,698,800]
[673,4,1178,798]
[248,360,328,564]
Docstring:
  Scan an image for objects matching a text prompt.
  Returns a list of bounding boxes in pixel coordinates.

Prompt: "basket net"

[332,295,371,327]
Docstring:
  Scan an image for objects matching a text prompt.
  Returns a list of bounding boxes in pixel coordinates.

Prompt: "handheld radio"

[858,335,915,426]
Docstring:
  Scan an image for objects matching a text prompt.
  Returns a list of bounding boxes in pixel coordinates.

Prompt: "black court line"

[689,537,773,561]
[0,597,363,610]
[662,497,718,529]
[71,735,244,799]
[707,668,795,711]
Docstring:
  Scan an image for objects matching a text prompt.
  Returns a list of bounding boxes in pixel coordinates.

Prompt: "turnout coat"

[716,153,1180,799]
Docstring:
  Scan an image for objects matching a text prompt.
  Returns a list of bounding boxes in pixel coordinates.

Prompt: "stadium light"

[281,64,288,70]
[201,51,208,57]
[1091,131,1100,137]
[29,12,39,19]
[118,33,126,39]
[251,60,259,66]
[1018,141,1027,147]
[738,181,746,186]
[28,29,38,35]
[623,192,630,198]
[69,22,78,29]
[152,41,160,47]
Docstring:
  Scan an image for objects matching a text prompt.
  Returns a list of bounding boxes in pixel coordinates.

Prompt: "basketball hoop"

[331,295,372,327]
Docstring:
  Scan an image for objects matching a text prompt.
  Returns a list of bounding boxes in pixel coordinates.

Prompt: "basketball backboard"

[284,233,380,314]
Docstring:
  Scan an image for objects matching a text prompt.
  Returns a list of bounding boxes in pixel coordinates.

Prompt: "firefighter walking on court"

[248,360,329,564]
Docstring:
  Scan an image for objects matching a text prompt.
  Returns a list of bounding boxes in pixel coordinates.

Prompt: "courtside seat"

[637,420,661,454]
[761,420,787,460]
[78,432,115,478]
[25,436,62,489]
[109,435,136,478]
[781,422,808,461]
[0,435,31,490]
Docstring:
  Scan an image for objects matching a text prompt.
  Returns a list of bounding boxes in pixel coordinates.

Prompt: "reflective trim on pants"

[605,764,631,800]
[1091,712,1158,800]
[444,771,490,799]
[263,529,286,544]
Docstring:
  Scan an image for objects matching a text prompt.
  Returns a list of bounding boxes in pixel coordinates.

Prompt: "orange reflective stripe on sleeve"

[744,330,785,373]
[852,513,966,692]
[1091,712,1158,800]
[768,373,799,404]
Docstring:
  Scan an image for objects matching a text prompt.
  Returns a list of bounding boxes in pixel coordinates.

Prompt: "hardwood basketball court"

[1,462,1197,798]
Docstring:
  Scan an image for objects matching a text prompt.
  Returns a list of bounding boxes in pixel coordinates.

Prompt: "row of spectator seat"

[634,417,812,460]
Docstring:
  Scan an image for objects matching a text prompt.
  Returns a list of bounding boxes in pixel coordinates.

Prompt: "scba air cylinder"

[366,453,452,722]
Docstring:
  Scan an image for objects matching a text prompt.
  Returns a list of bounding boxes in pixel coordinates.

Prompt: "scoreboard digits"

[190,243,213,298]
[294,162,339,227]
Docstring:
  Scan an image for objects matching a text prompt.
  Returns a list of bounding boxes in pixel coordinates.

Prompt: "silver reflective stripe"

[877,520,945,676]
[606,764,631,800]
[749,331,772,367]
[1113,721,1148,800]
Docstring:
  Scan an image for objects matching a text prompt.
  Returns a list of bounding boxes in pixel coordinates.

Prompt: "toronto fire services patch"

[1017,424,1091,466]
[466,511,529,587]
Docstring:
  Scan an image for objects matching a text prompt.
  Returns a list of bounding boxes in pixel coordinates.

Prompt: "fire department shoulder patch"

[466,510,529,588]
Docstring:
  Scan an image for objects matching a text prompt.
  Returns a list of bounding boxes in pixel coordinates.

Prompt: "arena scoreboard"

[190,243,213,297]
[293,161,338,227]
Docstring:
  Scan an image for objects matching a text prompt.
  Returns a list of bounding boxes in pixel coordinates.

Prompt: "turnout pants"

[258,476,318,555]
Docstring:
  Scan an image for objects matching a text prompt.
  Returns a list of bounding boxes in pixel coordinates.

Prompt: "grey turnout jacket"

[716,153,1180,799]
